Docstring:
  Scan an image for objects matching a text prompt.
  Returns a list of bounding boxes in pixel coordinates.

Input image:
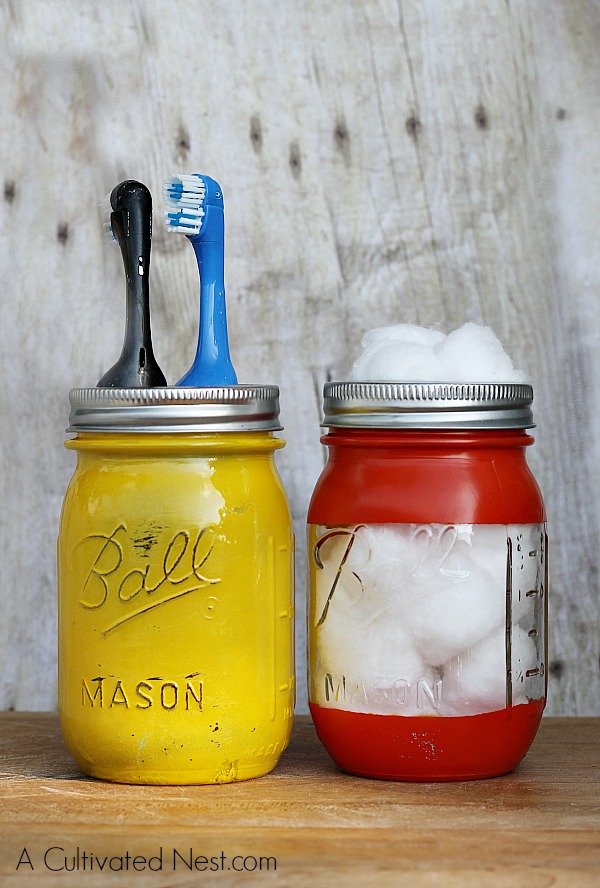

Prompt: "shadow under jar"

[307,382,547,781]
[58,386,294,784]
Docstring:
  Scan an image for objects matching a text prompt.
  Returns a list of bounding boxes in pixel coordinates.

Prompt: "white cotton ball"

[403,542,505,665]
[355,640,439,716]
[440,626,507,715]
[313,611,356,683]
[348,321,527,383]
[313,523,418,625]
[350,341,445,382]
[361,323,446,349]
[438,323,527,383]
[439,625,539,716]
[315,617,439,715]
[311,525,407,631]
[350,324,445,381]
[461,525,508,579]
[317,524,506,671]
[312,524,443,715]
[311,527,367,625]
[356,627,426,685]
[344,524,415,611]
[311,522,532,716]
[310,527,380,703]
[317,614,415,681]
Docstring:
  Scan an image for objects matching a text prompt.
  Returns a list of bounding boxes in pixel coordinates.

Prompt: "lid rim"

[322,381,535,430]
[67,385,282,433]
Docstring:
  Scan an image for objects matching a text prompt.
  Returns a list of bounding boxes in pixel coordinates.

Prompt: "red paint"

[307,429,545,526]
[310,700,545,781]
[308,427,547,780]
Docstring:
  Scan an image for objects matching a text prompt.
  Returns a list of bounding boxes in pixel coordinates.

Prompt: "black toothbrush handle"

[97,180,167,387]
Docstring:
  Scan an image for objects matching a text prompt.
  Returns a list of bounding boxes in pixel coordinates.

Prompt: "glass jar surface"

[58,415,294,784]
[308,423,547,781]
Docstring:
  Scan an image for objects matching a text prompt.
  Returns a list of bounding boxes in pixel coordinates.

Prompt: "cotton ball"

[311,524,414,685]
[341,524,506,665]
[438,323,527,383]
[466,524,544,631]
[460,525,509,592]
[312,524,440,715]
[361,324,446,349]
[350,324,445,381]
[311,525,409,631]
[349,321,527,383]
[313,611,355,685]
[344,524,415,613]
[311,527,368,625]
[440,626,507,715]
[440,626,539,716]
[354,626,429,689]
[315,617,438,715]
[355,632,439,716]
[310,527,379,703]
[351,342,446,382]
[403,542,505,665]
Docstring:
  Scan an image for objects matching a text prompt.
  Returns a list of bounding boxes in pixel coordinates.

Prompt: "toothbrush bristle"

[163,174,207,235]
[100,191,116,240]
[163,208,205,236]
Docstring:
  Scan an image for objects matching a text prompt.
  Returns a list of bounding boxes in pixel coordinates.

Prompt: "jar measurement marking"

[266,535,277,723]
[506,535,513,708]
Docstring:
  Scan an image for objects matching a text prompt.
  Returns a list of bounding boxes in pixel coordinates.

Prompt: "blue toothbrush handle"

[176,206,237,387]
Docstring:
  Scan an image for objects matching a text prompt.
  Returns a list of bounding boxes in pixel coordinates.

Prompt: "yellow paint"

[58,432,294,784]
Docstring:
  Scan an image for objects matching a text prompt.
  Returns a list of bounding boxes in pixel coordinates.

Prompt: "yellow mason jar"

[58,386,294,784]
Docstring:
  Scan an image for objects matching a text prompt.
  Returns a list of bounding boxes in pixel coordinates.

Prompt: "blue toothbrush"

[163,174,238,386]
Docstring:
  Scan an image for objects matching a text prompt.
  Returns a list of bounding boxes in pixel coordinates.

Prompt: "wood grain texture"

[0,0,599,714]
[0,714,599,886]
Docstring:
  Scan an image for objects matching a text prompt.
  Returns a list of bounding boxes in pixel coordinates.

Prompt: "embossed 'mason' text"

[81,676,203,711]
[324,672,442,710]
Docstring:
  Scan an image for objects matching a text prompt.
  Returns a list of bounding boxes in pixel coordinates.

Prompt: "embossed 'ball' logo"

[75,524,222,635]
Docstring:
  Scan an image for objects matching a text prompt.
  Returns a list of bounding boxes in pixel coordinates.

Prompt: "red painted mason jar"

[307,382,547,781]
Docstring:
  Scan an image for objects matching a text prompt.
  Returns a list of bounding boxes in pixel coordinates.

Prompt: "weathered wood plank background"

[0,0,598,715]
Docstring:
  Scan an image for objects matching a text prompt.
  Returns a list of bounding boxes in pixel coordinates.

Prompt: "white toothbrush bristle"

[163,208,204,236]
[162,174,207,234]
[163,174,206,205]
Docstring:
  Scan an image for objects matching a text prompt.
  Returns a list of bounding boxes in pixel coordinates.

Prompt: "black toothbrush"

[97,180,167,387]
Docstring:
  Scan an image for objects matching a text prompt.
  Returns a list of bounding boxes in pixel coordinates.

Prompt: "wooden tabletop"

[0,714,598,887]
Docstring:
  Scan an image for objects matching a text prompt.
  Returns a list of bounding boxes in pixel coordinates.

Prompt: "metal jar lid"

[68,386,282,433]
[322,382,534,429]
